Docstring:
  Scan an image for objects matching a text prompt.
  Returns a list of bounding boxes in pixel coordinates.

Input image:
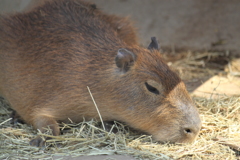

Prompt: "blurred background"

[1,0,240,54]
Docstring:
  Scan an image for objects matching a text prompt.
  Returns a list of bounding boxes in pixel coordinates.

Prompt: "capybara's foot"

[29,114,60,147]
[29,136,46,147]
[11,110,25,125]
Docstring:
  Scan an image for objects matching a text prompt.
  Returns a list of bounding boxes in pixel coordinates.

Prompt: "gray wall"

[1,0,240,53]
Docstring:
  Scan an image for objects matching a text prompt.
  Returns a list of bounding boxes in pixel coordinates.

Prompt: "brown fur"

[0,0,201,146]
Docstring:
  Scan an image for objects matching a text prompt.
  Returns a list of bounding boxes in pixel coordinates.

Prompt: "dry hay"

[1,51,240,160]
[163,51,231,80]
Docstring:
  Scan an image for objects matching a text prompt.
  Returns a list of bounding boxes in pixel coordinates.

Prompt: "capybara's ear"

[147,37,160,51]
[115,48,136,73]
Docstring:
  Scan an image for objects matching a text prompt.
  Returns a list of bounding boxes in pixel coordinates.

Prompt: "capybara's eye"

[145,82,160,95]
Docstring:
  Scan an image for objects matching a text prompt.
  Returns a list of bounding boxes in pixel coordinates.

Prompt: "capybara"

[0,0,201,146]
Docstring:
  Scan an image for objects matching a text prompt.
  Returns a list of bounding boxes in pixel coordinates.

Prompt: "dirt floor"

[162,51,240,97]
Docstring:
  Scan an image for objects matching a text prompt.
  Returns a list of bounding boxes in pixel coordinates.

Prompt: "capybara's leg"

[11,110,25,125]
[29,115,59,147]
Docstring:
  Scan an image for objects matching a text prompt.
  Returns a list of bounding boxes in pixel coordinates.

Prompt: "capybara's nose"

[183,124,201,137]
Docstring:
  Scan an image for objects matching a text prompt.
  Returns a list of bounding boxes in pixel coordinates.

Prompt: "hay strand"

[87,86,105,131]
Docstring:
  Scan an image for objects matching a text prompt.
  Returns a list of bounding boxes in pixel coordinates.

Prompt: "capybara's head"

[103,40,201,143]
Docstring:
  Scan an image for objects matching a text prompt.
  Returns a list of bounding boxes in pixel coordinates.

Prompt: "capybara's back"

[0,0,201,146]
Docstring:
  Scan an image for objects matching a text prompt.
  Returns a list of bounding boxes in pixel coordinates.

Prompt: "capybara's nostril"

[183,125,200,136]
[184,128,192,134]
